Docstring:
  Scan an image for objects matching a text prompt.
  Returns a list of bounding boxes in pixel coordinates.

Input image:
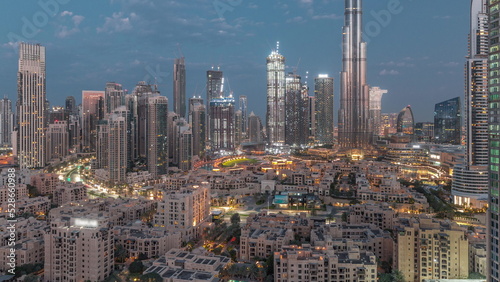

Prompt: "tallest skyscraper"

[338,0,371,149]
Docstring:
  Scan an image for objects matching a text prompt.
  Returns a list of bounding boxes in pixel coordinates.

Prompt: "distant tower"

[65,96,77,115]
[105,82,125,114]
[369,87,388,137]
[173,57,187,118]
[434,97,461,144]
[82,91,105,152]
[17,43,47,168]
[47,120,69,161]
[338,0,372,149]
[239,95,248,138]
[266,42,286,145]
[147,95,169,177]
[396,106,414,135]
[315,74,334,145]
[178,127,193,171]
[0,97,13,147]
[285,73,308,146]
[108,106,128,184]
[248,112,262,143]
[206,69,224,143]
[210,97,235,150]
[189,97,206,157]
[235,110,243,147]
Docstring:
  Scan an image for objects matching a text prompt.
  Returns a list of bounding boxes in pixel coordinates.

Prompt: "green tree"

[129,261,144,274]
[230,213,241,226]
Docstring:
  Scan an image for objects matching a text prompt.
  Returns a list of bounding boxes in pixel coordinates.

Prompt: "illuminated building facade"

[17,43,47,168]
[434,97,461,144]
[0,97,13,147]
[173,57,186,118]
[315,74,334,144]
[209,97,235,150]
[82,91,105,152]
[338,0,372,149]
[369,87,388,137]
[396,106,415,135]
[266,43,286,145]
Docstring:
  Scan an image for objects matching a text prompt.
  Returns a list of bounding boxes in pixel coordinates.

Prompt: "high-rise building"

[82,91,105,152]
[17,43,47,169]
[65,96,77,116]
[147,96,169,178]
[396,106,415,135]
[0,97,13,147]
[414,122,434,141]
[235,110,243,147]
[178,127,193,171]
[209,97,235,150]
[380,113,399,136]
[315,74,334,145]
[338,0,372,149]
[489,0,500,279]
[167,112,179,163]
[266,43,286,145]
[46,121,69,161]
[189,97,206,157]
[308,96,316,142]
[239,95,248,138]
[173,57,186,118]
[129,82,158,160]
[369,87,388,137]
[154,185,210,241]
[434,97,461,144]
[206,69,224,143]
[452,0,489,208]
[105,82,125,114]
[108,107,128,184]
[285,73,308,147]
[44,217,114,282]
[248,112,262,143]
[96,120,109,169]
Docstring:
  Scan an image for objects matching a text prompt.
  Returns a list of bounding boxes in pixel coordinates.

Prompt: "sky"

[0,0,469,123]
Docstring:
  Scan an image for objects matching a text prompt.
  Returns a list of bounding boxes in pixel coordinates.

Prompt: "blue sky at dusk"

[0,0,469,122]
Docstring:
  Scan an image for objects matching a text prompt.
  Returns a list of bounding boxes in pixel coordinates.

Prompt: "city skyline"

[0,0,469,122]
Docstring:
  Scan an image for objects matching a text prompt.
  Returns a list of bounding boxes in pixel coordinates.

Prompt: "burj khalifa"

[338,0,372,149]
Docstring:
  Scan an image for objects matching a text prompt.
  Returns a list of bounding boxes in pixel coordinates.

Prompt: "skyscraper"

[189,97,206,157]
[315,74,334,145]
[396,106,414,135]
[248,112,262,143]
[17,43,47,169]
[0,97,13,147]
[173,57,186,118]
[338,0,372,149]
[488,0,500,278]
[65,96,77,116]
[434,97,461,144]
[105,82,125,114]
[206,69,224,143]
[239,95,248,138]
[369,87,388,137]
[82,91,105,152]
[285,73,307,146]
[210,97,235,150]
[452,0,489,208]
[46,120,69,161]
[147,96,169,177]
[108,106,128,184]
[178,127,193,171]
[266,43,286,145]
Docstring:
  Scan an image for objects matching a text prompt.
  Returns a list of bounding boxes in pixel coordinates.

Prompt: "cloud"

[56,12,85,38]
[286,16,306,23]
[443,61,459,67]
[97,12,133,33]
[380,61,415,67]
[312,13,342,20]
[379,69,400,76]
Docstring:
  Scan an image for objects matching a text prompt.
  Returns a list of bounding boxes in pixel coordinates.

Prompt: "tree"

[129,261,144,274]
[230,213,241,226]
[138,252,148,260]
[341,212,348,222]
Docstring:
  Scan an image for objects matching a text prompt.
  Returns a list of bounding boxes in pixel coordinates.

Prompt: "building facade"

[173,57,186,118]
[266,43,286,145]
[17,43,47,168]
[315,74,334,145]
